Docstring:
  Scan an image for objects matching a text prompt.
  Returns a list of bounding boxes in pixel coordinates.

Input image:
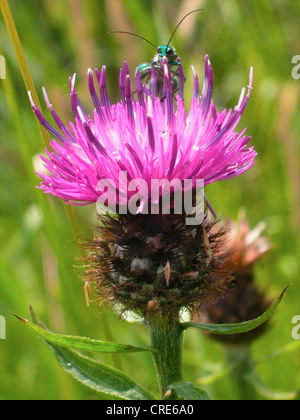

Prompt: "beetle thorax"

[154,45,177,64]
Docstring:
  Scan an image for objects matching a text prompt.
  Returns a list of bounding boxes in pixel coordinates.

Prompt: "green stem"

[147,310,183,398]
[224,345,260,400]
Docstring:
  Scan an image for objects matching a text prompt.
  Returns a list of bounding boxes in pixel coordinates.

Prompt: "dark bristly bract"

[84,213,233,314]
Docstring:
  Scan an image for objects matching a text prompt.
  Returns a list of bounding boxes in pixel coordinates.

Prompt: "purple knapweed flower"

[30,55,255,208]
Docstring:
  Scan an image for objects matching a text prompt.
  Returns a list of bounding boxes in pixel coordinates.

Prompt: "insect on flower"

[108,9,203,98]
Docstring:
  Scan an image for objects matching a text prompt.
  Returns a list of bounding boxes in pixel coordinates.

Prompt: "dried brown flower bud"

[218,209,272,271]
[194,211,272,344]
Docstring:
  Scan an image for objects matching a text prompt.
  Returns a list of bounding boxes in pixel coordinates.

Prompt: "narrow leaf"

[26,308,154,400]
[182,287,289,334]
[13,314,150,354]
[0,0,50,146]
[168,382,209,400]
[47,344,154,400]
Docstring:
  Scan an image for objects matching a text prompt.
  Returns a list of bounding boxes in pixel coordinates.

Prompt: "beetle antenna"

[108,31,157,50]
[167,9,204,46]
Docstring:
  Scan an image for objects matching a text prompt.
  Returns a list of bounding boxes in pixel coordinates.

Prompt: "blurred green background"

[0,0,299,400]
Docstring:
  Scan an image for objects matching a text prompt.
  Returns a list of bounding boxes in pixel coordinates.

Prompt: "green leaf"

[168,382,209,400]
[47,344,154,400]
[13,313,150,354]
[256,340,300,363]
[182,287,289,334]
[246,373,299,401]
[24,308,154,400]
[197,364,232,386]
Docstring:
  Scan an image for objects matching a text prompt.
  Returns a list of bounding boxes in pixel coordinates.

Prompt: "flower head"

[193,211,272,344]
[30,57,256,314]
[218,209,273,270]
[30,56,255,207]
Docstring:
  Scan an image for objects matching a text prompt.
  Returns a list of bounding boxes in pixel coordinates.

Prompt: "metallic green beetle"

[136,44,181,97]
[109,9,203,98]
